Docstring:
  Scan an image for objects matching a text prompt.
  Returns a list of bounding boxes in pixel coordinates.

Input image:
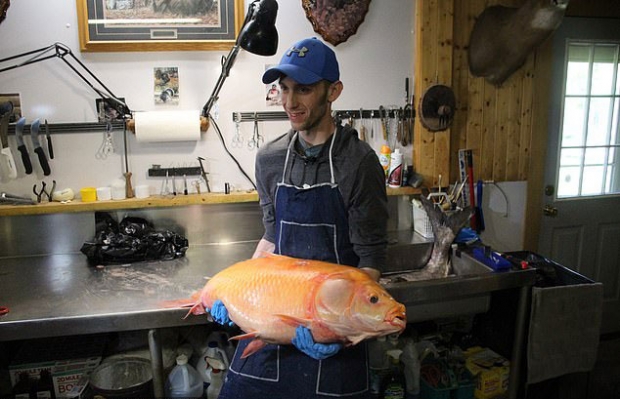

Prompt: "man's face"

[279,77,339,133]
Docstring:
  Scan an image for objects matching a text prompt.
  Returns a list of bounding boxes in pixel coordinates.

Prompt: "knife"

[0,102,17,179]
[15,117,32,174]
[45,119,54,159]
[31,119,51,176]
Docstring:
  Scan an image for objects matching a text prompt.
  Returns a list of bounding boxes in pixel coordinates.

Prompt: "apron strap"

[280,129,338,185]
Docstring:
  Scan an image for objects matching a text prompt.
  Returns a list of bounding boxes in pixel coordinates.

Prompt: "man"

[217,37,389,399]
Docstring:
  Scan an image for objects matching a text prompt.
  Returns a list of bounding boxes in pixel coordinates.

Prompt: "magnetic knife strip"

[232,108,415,123]
[4,121,126,135]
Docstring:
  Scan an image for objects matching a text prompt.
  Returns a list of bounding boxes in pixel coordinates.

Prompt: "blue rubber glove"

[292,326,342,360]
[207,299,234,326]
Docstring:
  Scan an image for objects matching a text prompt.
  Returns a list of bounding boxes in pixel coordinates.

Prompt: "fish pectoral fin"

[240,338,268,358]
[186,301,208,317]
[274,314,312,328]
[347,332,375,346]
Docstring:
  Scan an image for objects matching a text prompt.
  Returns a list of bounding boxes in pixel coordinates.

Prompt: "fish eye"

[370,295,379,304]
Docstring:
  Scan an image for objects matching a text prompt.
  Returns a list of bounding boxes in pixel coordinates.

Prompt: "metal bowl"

[90,357,153,398]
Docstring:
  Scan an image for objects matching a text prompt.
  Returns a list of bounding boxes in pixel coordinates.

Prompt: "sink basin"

[385,231,493,277]
[383,235,498,322]
[452,249,494,275]
[385,234,433,274]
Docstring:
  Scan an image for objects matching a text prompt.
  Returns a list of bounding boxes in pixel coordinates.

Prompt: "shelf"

[0,187,421,217]
[0,191,259,217]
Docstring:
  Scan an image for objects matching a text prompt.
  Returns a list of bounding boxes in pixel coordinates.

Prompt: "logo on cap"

[287,46,309,57]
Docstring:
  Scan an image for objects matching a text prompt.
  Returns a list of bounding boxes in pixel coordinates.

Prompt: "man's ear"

[327,81,343,102]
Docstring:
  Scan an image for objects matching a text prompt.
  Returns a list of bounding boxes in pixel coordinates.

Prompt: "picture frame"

[76,0,244,52]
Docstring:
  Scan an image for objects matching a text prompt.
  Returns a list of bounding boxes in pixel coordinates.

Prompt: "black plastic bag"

[81,212,188,265]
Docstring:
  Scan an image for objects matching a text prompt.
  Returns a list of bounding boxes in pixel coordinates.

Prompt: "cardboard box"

[9,335,105,398]
[52,358,100,398]
[464,347,510,399]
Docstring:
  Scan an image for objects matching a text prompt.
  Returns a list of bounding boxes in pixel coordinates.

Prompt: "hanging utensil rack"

[4,121,125,136]
[232,108,414,123]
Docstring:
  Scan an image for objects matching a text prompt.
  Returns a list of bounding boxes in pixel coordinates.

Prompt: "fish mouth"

[385,307,407,329]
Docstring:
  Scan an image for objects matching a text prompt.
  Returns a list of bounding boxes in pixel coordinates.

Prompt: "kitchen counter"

[0,242,258,342]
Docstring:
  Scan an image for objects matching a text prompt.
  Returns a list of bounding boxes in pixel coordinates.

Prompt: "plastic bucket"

[90,357,153,398]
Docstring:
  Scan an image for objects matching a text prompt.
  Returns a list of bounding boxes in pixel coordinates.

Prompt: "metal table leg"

[508,285,531,399]
[148,329,165,398]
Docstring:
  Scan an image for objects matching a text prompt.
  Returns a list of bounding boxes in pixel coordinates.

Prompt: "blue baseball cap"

[262,37,340,85]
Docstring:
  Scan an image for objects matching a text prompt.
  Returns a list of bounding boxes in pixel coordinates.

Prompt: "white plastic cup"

[111,182,126,200]
[135,185,150,199]
[96,186,112,201]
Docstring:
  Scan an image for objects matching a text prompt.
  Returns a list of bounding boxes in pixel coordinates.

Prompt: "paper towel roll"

[134,110,201,142]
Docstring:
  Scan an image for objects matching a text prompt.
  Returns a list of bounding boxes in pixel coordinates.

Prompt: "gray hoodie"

[254,124,388,269]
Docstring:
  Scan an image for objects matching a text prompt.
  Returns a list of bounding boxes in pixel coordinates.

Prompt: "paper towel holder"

[125,116,209,134]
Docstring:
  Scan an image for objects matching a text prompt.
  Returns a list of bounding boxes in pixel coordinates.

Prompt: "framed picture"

[76,0,244,52]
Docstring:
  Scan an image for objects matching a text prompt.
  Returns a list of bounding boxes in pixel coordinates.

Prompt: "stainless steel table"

[0,241,535,399]
[0,242,258,397]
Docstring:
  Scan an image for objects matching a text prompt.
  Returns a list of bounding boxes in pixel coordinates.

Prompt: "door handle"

[543,204,558,217]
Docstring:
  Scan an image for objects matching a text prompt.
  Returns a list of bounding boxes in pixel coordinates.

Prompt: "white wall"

[0,0,414,195]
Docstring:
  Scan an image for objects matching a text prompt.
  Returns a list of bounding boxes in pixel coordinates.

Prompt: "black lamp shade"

[239,0,279,56]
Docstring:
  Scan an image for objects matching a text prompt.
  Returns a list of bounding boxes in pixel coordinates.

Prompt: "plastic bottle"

[196,340,230,395]
[368,336,391,394]
[206,368,224,399]
[35,369,56,399]
[204,340,229,371]
[165,354,204,399]
[379,145,391,183]
[400,339,420,399]
[401,161,410,187]
[12,372,34,399]
[383,349,405,399]
[388,148,403,188]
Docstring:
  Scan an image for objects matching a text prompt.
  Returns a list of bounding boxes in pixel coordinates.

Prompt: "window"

[557,41,620,198]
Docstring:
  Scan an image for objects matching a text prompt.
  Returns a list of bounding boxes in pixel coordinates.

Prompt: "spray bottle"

[400,339,421,399]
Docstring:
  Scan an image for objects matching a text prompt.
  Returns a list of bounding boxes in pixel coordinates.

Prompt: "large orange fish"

[187,254,406,358]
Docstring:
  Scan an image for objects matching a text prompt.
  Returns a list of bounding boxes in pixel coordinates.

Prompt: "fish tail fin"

[420,194,472,234]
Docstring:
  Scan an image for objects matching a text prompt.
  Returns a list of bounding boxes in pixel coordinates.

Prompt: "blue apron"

[219,132,371,399]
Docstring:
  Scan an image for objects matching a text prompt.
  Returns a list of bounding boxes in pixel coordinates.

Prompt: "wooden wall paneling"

[519,55,535,180]
[413,0,453,188]
[504,71,523,181]
[480,83,497,180]
[450,0,471,182]
[434,0,454,184]
[414,0,436,185]
[493,83,510,181]
[462,0,485,184]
